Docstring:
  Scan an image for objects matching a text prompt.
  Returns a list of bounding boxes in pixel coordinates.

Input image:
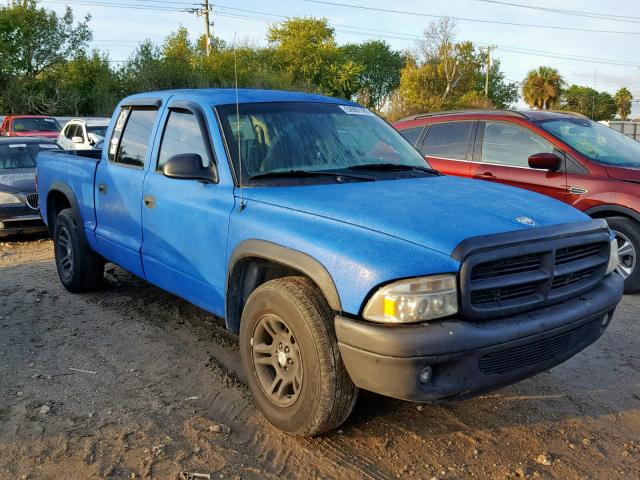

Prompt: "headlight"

[0,192,22,205]
[363,274,458,324]
[605,238,619,275]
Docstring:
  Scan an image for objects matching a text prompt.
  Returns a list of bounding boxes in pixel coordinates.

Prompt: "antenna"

[233,33,245,209]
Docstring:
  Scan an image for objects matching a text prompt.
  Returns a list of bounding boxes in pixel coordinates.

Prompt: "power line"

[473,0,640,24]
[302,0,640,35]
[39,0,192,12]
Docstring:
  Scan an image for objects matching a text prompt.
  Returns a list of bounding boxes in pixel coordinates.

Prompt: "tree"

[342,40,404,110]
[614,87,633,120]
[476,59,518,109]
[322,60,363,99]
[267,17,337,89]
[561,85,616,121]
[522,66,564,110]
[0,0,91,78]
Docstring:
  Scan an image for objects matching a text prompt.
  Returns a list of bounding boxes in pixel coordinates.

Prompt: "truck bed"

[37,149,101,236]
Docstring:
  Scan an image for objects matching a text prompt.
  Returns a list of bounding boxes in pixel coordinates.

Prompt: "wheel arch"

[585,205,640,224]
[46,182,82,234]
[226,240,342,333]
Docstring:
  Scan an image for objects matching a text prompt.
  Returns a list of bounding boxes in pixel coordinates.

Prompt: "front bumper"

[0,204,46,237]
[335,274,623,402]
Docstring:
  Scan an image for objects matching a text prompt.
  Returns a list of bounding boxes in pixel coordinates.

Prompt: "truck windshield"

[537,117,640,167]
[0,143,60,169]
[12,117,61,132]
[217,102,429,184]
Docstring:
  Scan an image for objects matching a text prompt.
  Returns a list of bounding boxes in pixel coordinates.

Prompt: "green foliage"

[342,40,404,110]
[522,66,564,110]
[268,17,337,90]
[614,87,633,120]
[0,0,91,78]
[560,84,616,121]
[389,19,516,120]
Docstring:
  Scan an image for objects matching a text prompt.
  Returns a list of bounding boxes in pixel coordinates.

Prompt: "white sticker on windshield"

[8,144,27,148]
[339,105,375,116]
[40,144,59,149]
[44,118,55,122]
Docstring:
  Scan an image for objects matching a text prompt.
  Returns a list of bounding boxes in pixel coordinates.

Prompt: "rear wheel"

[53,208,104,292]
[606,216,640,294]
[240,276,358,436]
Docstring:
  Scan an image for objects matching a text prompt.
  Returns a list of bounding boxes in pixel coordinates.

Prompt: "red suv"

[395,110,640,293]
[0,115,61,139]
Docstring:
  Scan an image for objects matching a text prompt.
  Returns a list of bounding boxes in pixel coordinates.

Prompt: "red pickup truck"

[395,110,640,293]
[0,115,61,139]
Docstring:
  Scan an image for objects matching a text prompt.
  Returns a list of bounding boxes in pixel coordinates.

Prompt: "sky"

[39,0,640,116]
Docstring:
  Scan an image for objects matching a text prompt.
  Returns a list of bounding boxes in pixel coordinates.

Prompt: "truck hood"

[242,176,589,255]
[605,165,640,183]
[0,168,36,193]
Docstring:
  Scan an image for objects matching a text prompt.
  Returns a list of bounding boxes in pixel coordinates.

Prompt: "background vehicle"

[0,137,60,236]
[396,110,640,293]
[0,115,61,139]
[57,118,109,150]
[37,90,622,436]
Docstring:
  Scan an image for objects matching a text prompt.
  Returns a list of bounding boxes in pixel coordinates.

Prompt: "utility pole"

[484,46,495,98]
[195,1,213,56]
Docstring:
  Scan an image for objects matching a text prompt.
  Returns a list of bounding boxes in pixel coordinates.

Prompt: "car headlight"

[363,274,458,324]
[0,192,22,205]
[605,238,619,275]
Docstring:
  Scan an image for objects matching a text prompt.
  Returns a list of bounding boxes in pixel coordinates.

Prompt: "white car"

[57,119,109,150]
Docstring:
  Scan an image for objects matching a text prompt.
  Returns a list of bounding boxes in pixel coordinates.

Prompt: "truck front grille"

[456,221,612,320]
[479,320,599,374]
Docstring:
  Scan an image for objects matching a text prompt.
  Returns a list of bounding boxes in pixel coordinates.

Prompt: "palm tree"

[522,66,564,110]
[614,87,633,120]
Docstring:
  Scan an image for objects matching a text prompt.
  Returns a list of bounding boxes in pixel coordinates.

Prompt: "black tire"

[53,208,104,293]
[606,216,640,294]
[240,276,358,436]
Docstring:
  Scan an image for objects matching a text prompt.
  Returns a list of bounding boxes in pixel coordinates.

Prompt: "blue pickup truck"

[37,89,623,436]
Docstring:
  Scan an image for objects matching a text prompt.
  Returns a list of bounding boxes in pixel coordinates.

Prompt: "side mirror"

[72,136,84,144]
[162,153,216,182]
[528,152,561,171]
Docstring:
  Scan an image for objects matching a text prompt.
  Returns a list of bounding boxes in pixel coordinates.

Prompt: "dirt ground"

[0,237,639,480]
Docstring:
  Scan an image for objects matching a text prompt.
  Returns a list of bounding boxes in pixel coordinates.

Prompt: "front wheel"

[53,208,105,293]
[240,276,358,436]
[606,216,640,294]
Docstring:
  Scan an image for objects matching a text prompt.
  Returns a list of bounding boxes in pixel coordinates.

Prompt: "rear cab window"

[108,107,159,168]
[421,122,474,160]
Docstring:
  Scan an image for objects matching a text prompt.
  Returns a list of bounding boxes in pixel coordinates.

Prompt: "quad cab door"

[140,101,235,318]
[94,102,161,277]
[470,121,568,202]
[417,121,477,177]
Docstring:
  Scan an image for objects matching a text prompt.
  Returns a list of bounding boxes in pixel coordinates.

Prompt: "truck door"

[470,121,568,201]
[94,103,160,277]
[140,101,235,318]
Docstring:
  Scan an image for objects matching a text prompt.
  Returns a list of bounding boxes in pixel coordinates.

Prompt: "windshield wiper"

[249,169,373,181]
[344,163,440,176]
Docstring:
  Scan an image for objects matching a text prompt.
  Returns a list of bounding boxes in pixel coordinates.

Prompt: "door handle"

[97,183,108,195]
[143,195,156,209]
[474,172,495,180]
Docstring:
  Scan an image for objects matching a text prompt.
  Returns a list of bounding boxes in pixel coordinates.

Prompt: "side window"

[421,122,474,160]
[66,124,78,139]
[399,126,423,146]
[110,107,159,168]
[157,109,211,170]
[481,122,554,168]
